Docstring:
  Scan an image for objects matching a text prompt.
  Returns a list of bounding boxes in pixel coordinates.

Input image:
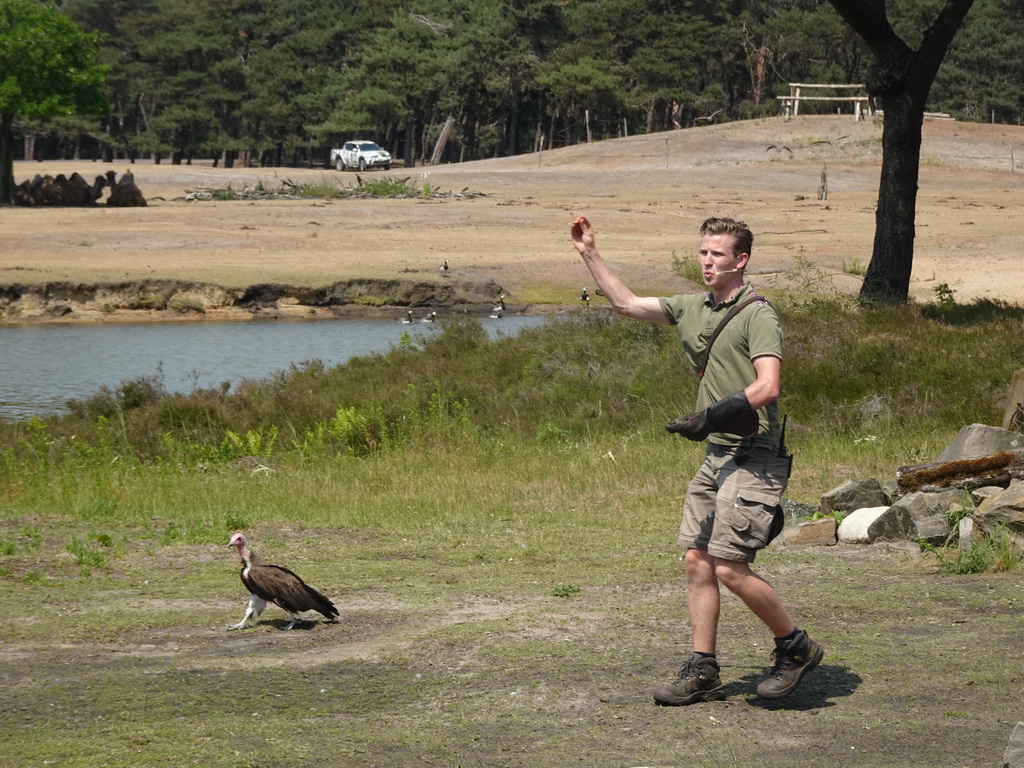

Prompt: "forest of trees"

[15,0,1024,168]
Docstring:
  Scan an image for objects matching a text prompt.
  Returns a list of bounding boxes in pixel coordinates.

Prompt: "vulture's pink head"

[228,532,247,554]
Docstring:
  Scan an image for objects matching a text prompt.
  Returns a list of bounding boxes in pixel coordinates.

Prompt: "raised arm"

[571,216,669,323]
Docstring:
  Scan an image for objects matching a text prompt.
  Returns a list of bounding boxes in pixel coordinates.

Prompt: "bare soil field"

[4,115,1024,322]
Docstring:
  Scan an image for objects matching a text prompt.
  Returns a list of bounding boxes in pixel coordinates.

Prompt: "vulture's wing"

[249,564,338,620]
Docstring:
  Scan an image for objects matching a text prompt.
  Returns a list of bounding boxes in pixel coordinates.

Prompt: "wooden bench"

[777,83,874,121]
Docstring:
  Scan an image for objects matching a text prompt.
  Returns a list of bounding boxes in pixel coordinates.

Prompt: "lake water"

[0,315,547,421]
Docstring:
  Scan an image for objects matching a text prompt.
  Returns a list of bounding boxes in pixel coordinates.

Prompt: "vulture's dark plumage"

[227,533,339,630]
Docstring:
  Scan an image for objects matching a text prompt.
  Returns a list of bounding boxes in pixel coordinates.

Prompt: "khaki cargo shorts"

[677,443,790,563]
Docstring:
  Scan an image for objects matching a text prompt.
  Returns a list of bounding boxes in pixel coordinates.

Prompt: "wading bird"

[227,533,338,630]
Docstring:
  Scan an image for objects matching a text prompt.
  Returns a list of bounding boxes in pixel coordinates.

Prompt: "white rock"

[837,506,890,543]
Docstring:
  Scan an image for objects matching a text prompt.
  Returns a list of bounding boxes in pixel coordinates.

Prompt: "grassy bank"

[2,296,1023,767]
[4,295,1023,509]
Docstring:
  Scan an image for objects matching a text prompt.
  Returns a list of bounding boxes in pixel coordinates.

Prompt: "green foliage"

[220,426,277,460]
[300,405,376,457]
[933,282,956,305]
[66,536,108,569]
[671,250,704,285]
[0,0,107,202]
[551,583,581,597]
[23,0,1010,175]
[922,525,1022,575]
[536,422,572,444]
[932,0,1024,123]
[0,0,107,118]
[2,297,1023,580]
[186,176,478,201]
[3,299,1023,481]
[842,257,867,277]
[350,175,421,197]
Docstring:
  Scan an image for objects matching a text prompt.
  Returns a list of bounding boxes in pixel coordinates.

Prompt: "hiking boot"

[756,630,824,699]
[653,653,726,706]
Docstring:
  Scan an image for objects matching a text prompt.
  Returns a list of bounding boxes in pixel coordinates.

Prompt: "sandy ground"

[4,115,1024,313]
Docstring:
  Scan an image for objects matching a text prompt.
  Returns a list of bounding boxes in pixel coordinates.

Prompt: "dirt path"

[4,116,1024,324]
[2,527,1021,767]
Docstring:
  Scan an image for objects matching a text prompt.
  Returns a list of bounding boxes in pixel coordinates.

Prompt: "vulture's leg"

[282,612,303,630]
[229,595,267,630]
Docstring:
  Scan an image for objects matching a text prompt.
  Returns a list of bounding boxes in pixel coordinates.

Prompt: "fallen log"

[896,449,1024,493]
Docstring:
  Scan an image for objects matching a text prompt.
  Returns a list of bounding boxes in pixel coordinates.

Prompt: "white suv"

[330,141,392,172]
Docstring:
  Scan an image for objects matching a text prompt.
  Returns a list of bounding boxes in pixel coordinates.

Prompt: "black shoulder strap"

[696,295,762,377]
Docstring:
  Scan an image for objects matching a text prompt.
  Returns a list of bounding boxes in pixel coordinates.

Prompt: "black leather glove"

[666,391,760,441]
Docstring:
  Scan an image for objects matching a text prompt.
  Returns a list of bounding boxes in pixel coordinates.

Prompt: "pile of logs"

[14,170,147,207]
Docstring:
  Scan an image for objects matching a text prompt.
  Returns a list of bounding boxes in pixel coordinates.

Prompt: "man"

[570,214,823,705]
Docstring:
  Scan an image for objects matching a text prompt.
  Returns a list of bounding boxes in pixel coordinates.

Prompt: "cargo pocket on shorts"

[727,488,782,549]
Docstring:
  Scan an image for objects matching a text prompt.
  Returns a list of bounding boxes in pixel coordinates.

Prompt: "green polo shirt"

[659,284,783,449]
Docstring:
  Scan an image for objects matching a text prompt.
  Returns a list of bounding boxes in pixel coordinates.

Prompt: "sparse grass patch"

[184,175,483,201]
[66,536,109,569]
[671,249,704,285]
[551,583,581,597]
[351,174,420,197]
[211,185,238,201]
[168,297,205,313]
[291,178,344,199]
[842,256,867,276]
[921,525,1022,574]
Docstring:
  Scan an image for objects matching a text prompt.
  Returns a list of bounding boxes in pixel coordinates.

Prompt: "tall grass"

[2,298,1023,561]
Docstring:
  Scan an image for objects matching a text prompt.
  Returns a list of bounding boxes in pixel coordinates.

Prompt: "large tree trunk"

[506,94,520,157]
[861,87,926,302]
[828,0,977,304]
[0,113,15,206]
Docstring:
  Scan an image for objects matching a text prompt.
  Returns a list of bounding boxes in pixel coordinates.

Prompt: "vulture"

[227,533,339,630]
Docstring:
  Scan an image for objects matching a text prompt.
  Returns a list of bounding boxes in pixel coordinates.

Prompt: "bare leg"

[713,558,795,638]
[228,595,267,631]
[684,548,721,653]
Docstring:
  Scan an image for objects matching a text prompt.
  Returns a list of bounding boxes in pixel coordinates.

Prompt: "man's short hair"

[701,217,753,258]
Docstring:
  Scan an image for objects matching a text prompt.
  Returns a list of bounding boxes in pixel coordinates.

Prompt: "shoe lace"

[767,647,796,678]
[672,658,698,684]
